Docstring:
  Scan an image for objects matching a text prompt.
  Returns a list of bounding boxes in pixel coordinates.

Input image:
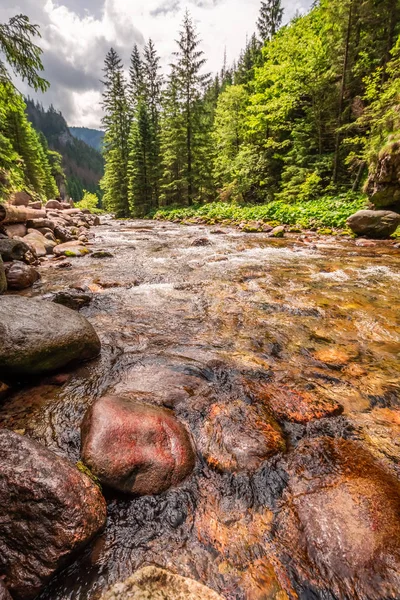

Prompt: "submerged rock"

[0,430,106,600]
[100,567,224,600]
[0,296,101,377]
[81,396,195,496]
[4,261,40,290]
[276,437,400,599]
[198,401,285,473]
[347,209,400,239]
[52,289,93,310]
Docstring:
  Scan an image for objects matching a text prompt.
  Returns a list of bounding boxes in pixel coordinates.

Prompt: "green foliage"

[257,0,284,42]
[75,189,101,213]
[153,194,367,229]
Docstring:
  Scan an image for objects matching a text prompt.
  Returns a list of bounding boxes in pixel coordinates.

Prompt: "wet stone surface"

[0,219,399,600]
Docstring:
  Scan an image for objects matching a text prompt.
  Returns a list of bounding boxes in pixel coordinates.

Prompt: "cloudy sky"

[0,0,313,129]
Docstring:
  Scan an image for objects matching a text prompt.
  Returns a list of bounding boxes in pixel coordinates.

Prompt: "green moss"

[76,461,102,490]
[64,250,76,257]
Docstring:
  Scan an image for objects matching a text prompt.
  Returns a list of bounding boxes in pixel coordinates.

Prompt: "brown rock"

[54,241,91,257]
[81,396,195,496]
[28,201,43,210]
[26,218,55,230]
[46,199,63,210]
[347,210,400,239]
[9,191,31,207]
[23,232,47,257]
[0,430,106,600]
[0,581,12,600]
[0,296,101,377]
[4,261,40,290]
[100,567,224,600]
[0,256,6,295]
[276,437,400,599]
[4,224,27,238]
[198,401,285,473]
[0,238,30,262]
[246,380,343,424]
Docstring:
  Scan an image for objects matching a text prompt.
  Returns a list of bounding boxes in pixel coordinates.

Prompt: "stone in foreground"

[0,296,101,377]
[100,567,224,600]
[276,437,400,599]
[81,396,195,495]
[347,209,400,239]
[0,430,106,600]
[4,261,40,290]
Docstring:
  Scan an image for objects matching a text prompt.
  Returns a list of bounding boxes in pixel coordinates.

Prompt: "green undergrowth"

[152,194,368,231]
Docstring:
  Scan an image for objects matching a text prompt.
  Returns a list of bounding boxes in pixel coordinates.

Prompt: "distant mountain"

[70,127,104,152]
[26,100,104,202]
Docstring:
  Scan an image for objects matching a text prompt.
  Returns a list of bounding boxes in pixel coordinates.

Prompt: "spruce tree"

[167,10,210,205]
[257,0,284,42]
[101,48,130,217]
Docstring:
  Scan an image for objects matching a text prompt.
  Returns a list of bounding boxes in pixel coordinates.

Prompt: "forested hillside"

[26,101,104,202]
[0,16,59,202]
[70,127,104,152]
[101,0,400,223]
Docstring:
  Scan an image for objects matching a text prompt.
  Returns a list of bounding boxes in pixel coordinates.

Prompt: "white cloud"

[0,0,313,128]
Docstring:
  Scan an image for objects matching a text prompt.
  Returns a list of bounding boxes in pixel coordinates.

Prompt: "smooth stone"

[347,210,400,239]
[52,289,93,311]
[100,567,225,600]
[198,400,285,473]
[23,232,47,257]
[9,191,31,206]
[53,241,91,257]
[4,224,27,238]
[276,437,400,598]
[81,396,195,496]
[0,430,106,600]
[0,296,101,377]
[0,238,30,262]
[4,261,40,290]
[45,199,63,210]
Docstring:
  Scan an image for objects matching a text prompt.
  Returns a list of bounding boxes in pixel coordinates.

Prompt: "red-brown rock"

[9,191,31,207]
[246,380,343,424]
[0,430,106,600]
[81,397,195,496]
[4,261,40,290]
[0,581,12,600]
[276,437,400,599]
[198,401,285,473]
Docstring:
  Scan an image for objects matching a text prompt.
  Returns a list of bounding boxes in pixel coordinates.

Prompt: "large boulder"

[81,397,195,496]
[366,138,400,209]
[23,232,47,257]
[4,261,40,290]
[100,567,224,600]
[0,296,101,377]
[0,238,30,262]
[0,430,106,600]
[0,256,6,294]
[26,229,56,255]
[347,209,400,239]
[276,437,400,598]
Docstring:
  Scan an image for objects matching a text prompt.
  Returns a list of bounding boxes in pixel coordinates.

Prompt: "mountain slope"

[70,127,104,152]
[25,100,104,201]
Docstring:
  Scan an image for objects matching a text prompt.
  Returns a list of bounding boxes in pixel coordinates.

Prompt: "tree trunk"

[333,0,354,185]
[0,205,46,224]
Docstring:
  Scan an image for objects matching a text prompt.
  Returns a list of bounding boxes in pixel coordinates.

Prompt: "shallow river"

[1,219,400,600]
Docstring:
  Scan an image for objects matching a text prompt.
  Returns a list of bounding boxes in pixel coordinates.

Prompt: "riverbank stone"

[0,430,106,600]
[81,396,195,496]
[100,567,225,600]
[347,209,400,239]
[4,261,40,290]
[0,296,101,377]
[0,256,6,294]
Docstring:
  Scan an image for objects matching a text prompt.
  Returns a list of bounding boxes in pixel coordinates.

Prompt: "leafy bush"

[75,190,103,214]
[152,194,367,229]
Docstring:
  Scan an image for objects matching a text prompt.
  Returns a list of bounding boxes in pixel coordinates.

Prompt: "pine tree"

[127,40,163,216]
[164,10,210,205]
[101,48,130,217]
[257,0,284,43]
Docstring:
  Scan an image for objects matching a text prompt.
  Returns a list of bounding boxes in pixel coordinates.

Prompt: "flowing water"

[1,219,400,600]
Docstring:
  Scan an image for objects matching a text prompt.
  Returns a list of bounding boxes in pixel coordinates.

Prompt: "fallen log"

[0,204,46,224]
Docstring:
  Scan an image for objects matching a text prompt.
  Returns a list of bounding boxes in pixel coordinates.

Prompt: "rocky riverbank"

[0,192,100,294]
